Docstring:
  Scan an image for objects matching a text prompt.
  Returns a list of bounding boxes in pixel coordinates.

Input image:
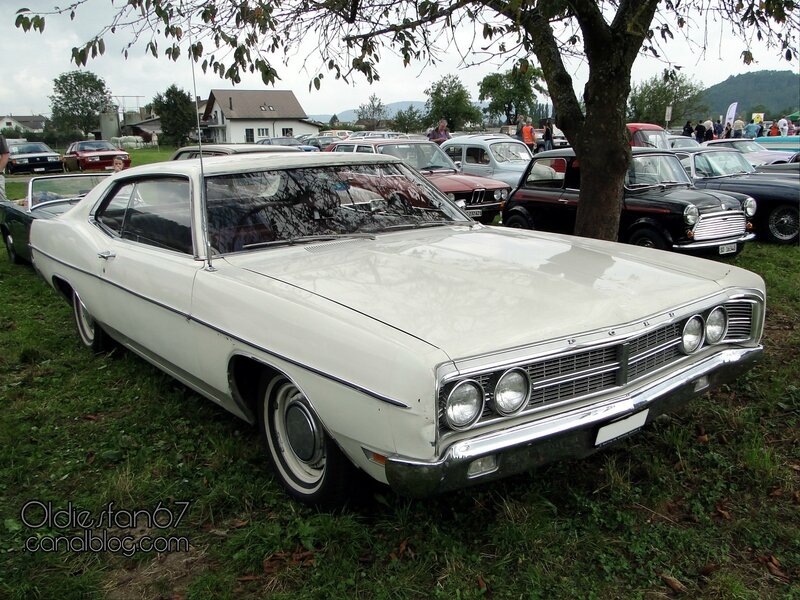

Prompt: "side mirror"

[454,161,462,170]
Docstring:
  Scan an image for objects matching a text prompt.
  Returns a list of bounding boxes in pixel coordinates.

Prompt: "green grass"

[0,243,798,599]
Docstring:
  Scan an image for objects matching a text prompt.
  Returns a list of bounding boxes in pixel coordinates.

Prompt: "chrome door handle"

[97,250,116,260]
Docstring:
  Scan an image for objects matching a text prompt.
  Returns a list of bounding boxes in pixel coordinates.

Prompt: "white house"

[202,90,321,143]
[2,115,47,133]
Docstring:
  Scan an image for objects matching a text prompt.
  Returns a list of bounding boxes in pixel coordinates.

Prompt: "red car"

[63,140,131,172]
[325,138,510,223]
[627,123,671,149]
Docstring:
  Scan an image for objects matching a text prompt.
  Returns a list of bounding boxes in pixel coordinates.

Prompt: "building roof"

[3,114,48,130]
[204,90,308,120]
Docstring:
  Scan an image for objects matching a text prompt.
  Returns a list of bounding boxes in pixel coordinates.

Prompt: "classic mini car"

[171,143,302,160]
[1,173,109,263]
[502,148,756,256]
[441,134,532,188]
[5,141,63,174]
[673,147,800,244]
[325,138,510,223]
[255,137,319,152]
[29,153,766,506]
[701,139,798,166]
[64,140,131,172]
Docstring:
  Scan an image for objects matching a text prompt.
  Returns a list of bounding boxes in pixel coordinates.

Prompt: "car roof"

[533,147,673,159]
[173,144,301,155]
[332,139,433,146]
[671,147,742,154]
[121,151,404,177]
[444,135,526,144]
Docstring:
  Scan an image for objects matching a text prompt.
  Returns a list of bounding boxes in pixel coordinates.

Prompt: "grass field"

[0,243,798,599]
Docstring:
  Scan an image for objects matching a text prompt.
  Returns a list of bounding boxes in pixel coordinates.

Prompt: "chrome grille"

[454,189,488,205]
[440,300,755,430]
[692,212,746,241]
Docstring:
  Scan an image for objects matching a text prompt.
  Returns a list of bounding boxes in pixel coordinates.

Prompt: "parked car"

[667,134,701,149]
[5,141,63,174]
[534,125,570,152]
[320,129,353,139]
[255,137,319,152]
[441,135,532,188]
[171,143,302,160]
[29,152,766,505]
[673,147,800,244]
[346,131,409,140]
[64,140,131,172]
[302,135,341,150]
[325,138,510,223]
[1,173,109,263]
[628,123,670,149]
[502,148,756,256]
[701,139,798,166]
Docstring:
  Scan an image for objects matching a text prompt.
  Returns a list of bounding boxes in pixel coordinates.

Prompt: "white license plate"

[719,243,737,255]
[104,166,114,170]
[466,209,482,217]
[595,409,649,446]
[33,167,45,172]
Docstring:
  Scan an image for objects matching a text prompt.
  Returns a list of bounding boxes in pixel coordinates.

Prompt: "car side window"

[465,147,488,164]
[333,145,355,152]
[96,178,193,254]
[444,145,462,162]
[525,158,565,188]
[356,146,374,153]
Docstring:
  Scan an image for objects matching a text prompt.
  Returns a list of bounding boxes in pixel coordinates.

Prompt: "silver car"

[441,134,533,188]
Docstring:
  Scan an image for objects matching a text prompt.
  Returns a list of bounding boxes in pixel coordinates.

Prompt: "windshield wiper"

[419,165,451,171]
[380,221,454,232]
[243,233,376,250]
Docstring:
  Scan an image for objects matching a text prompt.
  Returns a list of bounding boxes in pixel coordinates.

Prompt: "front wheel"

[72,291,112,352]
[764,204,799,244]
[628,227,668,250]
[258,374,355,506]
[504,212,534,229]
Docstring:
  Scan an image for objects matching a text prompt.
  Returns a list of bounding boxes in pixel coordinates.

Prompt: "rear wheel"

[628,227,668,250]
[258,373,355,506]
[4,230,22,264]
[72,291,112,352]
[504,212,534,229]
[764,204,799,244]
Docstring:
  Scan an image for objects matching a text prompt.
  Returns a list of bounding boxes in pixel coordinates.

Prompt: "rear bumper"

[385,346,761,497]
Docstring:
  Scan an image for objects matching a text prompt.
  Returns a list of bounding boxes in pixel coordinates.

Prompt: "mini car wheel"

[628,227,667,250]
[72,291,111,352]
[258,374,354,505]
[765,204,799,245]
[504,212,534,229]
[4,230,22,264]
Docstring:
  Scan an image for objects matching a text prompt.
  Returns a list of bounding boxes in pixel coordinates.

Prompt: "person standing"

[0,134,9,201]
[743,119,759,139]
[682,121,693,137]
[427,119,451,145]
[713,120,723,138]
[694,121,706,144]
[112,155,128,173]
[704,126,714,142]
[723,122,733,139]
[733,116,745,138]
[522,119,536,153]
[543,120,554,151]
[777,116,789,137]
[514,115,525,141]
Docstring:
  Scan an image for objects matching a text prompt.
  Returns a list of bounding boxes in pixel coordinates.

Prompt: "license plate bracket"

[719,243,737,255]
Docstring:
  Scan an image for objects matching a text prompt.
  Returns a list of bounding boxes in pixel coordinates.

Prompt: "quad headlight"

[444,380,484,430]
[705,307,728,344]
[680,315,705,354]
[494,369,530,415]
[743,197,757,217]
[493,189,509,200]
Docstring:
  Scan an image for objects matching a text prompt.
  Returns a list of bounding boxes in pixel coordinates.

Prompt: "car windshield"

[10,143,54,154]
[77,141,117,151]
[692,151,756,177]
[625,154,692,187]
[204,162,469,253]
[490,142,532,163]
[377,143,455,171]
[29,174,109,208]
[670,137,699,148]
[632,128,670,149]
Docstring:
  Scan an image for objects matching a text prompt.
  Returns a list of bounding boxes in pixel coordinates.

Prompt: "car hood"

[76,150,119,157]
[744,150,795,165]
[628,186,742,212]
[697,173,800,191]
[222,226,731,360]
[425,171,508,191]
[12,151,59,159]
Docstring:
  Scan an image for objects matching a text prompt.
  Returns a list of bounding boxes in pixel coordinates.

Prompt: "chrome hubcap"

[284,401,321,463]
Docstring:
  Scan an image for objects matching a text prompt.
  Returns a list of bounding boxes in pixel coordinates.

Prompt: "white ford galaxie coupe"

[30,152,766,505]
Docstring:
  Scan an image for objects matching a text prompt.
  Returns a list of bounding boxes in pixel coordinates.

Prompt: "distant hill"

[701,70,800,118]
[309,100,428,124]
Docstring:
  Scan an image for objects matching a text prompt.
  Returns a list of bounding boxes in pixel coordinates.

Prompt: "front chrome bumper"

[673,232,755,250]
[385,346,762,497]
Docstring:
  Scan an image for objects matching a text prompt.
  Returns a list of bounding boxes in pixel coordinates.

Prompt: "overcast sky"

[1,2,797,119]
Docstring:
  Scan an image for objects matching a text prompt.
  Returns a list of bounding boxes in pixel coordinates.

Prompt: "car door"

[463,145,494,179]
[91,175,202,376]
[512,157,577,233]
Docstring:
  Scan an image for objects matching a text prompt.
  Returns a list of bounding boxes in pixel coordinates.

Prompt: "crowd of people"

[681,114,796,141]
